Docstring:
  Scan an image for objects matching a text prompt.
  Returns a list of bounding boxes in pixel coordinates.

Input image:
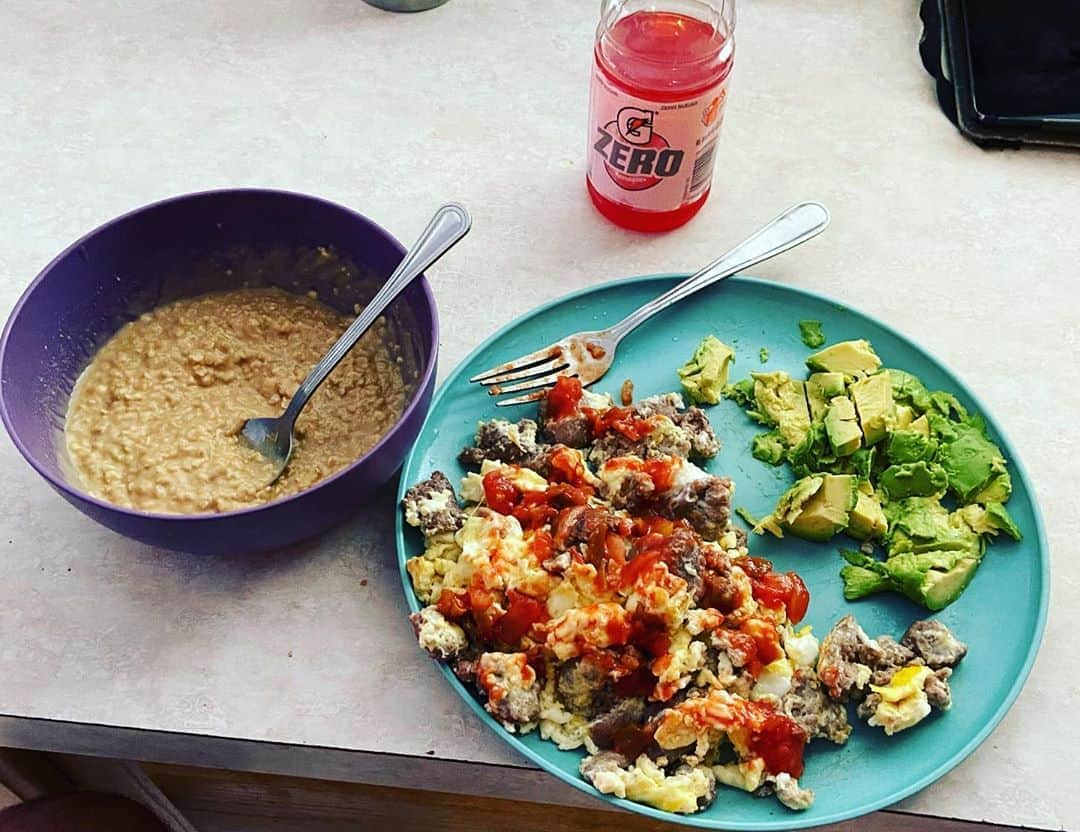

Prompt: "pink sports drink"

[586,0,735,232]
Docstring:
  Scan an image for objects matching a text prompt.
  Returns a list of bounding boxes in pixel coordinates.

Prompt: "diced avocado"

[955,502,1022,541]
[884,497,982,557]
[798,319,826,348]
[677,335,734,405]
[722,377,756,408]
[847,490,888,540]
[888,369,933,413]
[808,371,846,399]
[931,415,1008,503]
[929,390,968,420]
[754,476,824,538]
[984,502,1022,540]
[839,549,893,598]
[850,372,896,446]
[757,473,858,542]
[751,432,786,465]
[886,430,937,464]
[751,371,812,448]
[848,446,877,481]
[841,564,893,599]
[805,371,844,422]
[806,384,827,423]
[884,495,949,539]
[878,461,949,500]
[824,396,862,457]
[806,339,882,380]
[786,423,837,479]
[909,414,931,437]
[895,404,915,430]
[883,551,982,611]
[972,467,1012,504]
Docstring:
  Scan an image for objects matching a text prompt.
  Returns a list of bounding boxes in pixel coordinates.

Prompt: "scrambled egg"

[652,628,709,701]
[546,602,630,661]
[405,532,462,603]
[461,458,548,503]
[412,607,467,659]
[583,754,715,814]
[405,458,821,816]
[751,658,794,701]
[537,675,593,752]
[866,665,933,735]
[713,757,766,793]
[782,625,820,669]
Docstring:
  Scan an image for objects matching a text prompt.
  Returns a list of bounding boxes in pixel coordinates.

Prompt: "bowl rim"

[0,187,440,523]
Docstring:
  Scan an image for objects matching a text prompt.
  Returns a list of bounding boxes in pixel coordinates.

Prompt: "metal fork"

[470,201,831,406]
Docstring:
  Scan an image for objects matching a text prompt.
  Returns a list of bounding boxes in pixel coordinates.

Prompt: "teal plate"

[395,275,1048,830]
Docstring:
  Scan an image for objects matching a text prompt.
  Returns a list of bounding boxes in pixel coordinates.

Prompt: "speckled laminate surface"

[0,0,1075,828]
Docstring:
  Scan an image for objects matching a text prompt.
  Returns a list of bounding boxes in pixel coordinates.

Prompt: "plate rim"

[394,272,1050,830]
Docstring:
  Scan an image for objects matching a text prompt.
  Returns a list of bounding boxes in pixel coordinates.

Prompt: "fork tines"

[469,345,571,406]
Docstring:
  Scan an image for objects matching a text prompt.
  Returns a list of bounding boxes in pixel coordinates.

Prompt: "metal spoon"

[240,203,471,484]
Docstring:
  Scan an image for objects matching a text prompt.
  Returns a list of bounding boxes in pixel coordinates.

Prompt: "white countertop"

[1,0,1076,828]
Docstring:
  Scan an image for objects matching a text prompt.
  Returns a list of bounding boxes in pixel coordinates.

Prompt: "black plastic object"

[920,0,1080,148]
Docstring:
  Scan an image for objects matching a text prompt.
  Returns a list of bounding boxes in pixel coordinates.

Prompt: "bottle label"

[586,65,729,213]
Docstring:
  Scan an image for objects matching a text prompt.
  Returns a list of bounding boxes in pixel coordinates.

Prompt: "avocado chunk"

[955,502,1022,541]
[884,497,982,556]
[985,502,1022,540]
[850,372,896,446]
[806,339,882,380]
[909,414,931,437]
[677,335,734,405]
[879,461,949,500]
[751,431,786,465]
[755,473,857,542]
[722,377,756,408]
[805,371,845,421]
[840,549,893,599]
[840,563,893,599]
[931,415,1008,503]
[824,396,863,457]
[847,489,888,540]
[798,319,826,348]
[895,404,915,430]
[972,467,1013,504]
[888,368,933,413]
[886,430,937,464]
[786,423,838,479]
[846,446,878,481]
[751,371,812,448]
[883,551,982,611]
[754,475,824,538]
[929,390,968,420]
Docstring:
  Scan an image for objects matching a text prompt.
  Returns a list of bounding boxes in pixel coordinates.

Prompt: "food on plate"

[676,335,734,406]
[64,287,405,514]
[754,474,857,543]
[723,338,1021,609]
[759,347,769,364]
[402,377,968,815]
[798,320,826,349]
[817,615,965,735]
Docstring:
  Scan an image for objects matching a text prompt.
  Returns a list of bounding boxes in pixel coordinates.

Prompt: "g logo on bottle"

[593,106,685,192]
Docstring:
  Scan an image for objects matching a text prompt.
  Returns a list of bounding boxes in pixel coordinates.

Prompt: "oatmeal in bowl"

[0,189,439,553]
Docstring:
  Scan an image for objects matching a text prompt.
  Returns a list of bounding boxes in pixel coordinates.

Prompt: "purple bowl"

[0,189,438,554]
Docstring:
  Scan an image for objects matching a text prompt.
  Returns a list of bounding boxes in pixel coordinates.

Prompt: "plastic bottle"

[586,0,735,232]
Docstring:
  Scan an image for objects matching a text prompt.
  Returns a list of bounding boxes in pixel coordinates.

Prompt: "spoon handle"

[282,203,471,426]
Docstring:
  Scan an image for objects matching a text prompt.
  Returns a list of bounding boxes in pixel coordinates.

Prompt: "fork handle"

[609,202,830,341]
